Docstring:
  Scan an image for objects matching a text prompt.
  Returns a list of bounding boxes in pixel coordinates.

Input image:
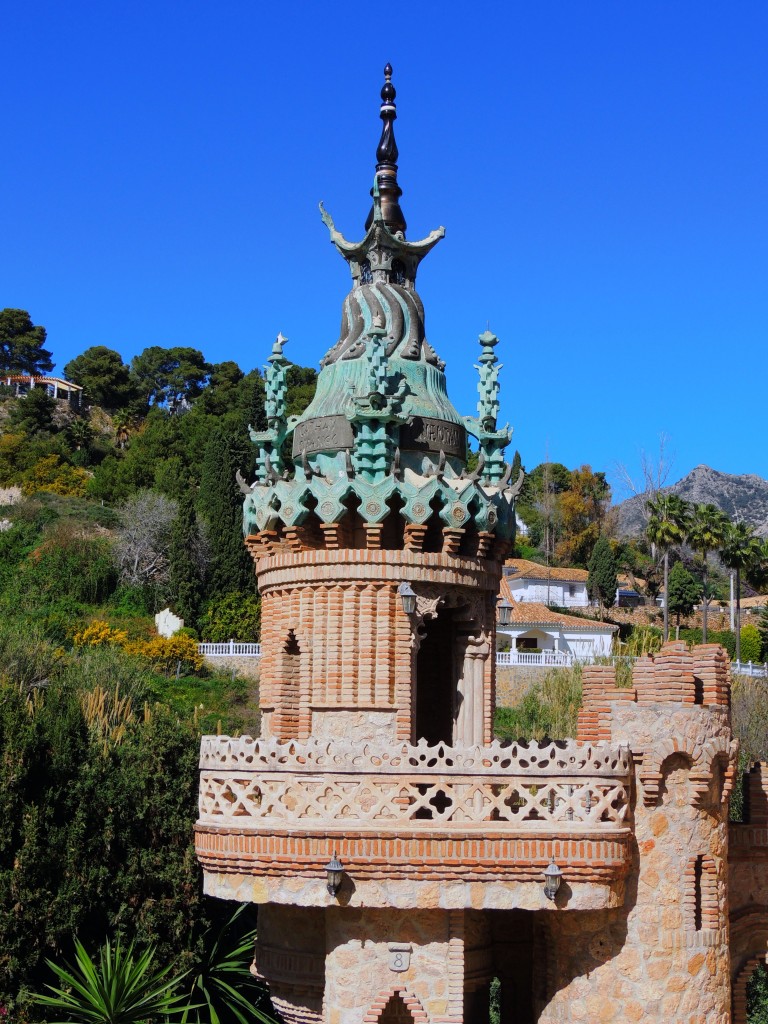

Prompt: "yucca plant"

[33,937,189,1024]
[183,905,278,1024]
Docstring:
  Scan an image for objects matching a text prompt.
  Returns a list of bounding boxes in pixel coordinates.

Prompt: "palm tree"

[722,521,763,663]
[646,494,691,642]
[687,503,730,644]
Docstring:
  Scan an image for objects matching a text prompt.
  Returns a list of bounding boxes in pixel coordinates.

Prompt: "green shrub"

[740,624,763,664]
[495,666,582,741]
[680,627,736,658]
[3,526,118,611]
[200,592,261,643]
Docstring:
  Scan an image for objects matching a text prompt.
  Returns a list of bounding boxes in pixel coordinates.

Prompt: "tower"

[195,67,737,1024]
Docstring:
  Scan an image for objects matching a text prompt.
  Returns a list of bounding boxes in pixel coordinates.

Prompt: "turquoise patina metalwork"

[241,66,522,545]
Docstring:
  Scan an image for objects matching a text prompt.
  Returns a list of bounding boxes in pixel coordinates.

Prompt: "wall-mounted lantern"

[325,851,344,896]
[398,581,416,615]
[543,857,562,900]
[497,597,513,626]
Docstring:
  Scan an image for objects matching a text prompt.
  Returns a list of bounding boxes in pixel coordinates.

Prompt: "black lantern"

[398,581,416,615]
[325,851,344,896]
[497,597,513,626]
[543,858,562,900]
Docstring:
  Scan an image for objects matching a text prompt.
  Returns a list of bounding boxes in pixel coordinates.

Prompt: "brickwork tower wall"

[536,642,735,1024]
[255,548,501,747]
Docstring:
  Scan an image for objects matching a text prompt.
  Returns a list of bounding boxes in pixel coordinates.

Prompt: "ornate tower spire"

[366,63,406,234]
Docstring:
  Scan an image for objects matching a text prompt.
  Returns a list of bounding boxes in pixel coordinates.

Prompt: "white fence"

[732,660,768,678]
[196,644,768,676]
[197,644,638,669]
[496,650,575,667]
[198,641,262,658]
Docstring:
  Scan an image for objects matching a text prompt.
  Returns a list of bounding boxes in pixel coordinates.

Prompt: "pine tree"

[197,427,255,598]
[587,536,618,619]
[168,489,204,627]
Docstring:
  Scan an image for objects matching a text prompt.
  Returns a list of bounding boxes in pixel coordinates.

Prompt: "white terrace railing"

[496,651,575,667]
[198,736,632,832]
[197,644,635,668]
[198,641,262,657]
[732,660,768,678]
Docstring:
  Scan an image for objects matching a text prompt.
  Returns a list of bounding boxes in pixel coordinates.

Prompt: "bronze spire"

[365,63,407,235]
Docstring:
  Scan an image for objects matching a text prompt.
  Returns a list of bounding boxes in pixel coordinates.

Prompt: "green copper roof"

[241,65,521,544]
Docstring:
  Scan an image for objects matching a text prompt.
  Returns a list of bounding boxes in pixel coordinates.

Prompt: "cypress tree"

[587,536,618,619]
[197,427,255,598]
[168,489,204,626]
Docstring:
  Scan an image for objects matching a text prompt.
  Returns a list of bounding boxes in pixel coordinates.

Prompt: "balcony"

[196,736,634,911]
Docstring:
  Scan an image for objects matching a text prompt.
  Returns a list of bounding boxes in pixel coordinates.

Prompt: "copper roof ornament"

[366,63,406,235]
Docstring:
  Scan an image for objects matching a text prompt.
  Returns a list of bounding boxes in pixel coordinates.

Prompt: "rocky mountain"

[614,465,768,538]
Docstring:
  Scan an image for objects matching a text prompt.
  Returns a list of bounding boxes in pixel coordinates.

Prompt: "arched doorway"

[415,607,457,745]
[378,992,415,1023]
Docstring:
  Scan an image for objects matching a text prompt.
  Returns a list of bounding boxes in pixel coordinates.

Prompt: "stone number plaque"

[388,943,412,972]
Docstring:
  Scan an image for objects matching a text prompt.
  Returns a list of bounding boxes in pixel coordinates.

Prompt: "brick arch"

[640,737,703,807]
[683,854,719,931]
[698,736,739,806]
[363,986,430,1024]
[733,954,768,1024]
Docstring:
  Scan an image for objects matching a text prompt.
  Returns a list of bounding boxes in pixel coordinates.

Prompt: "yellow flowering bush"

[21,454,90,497]
[73,621,202,675]
[123,634,203,674]
[73,621,129,648]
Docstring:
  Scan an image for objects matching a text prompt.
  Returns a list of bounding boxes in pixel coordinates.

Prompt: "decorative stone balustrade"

[198,736,631,831]
[196,736,634,910]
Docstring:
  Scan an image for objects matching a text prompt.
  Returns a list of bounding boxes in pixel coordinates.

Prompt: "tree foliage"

[740,624,762,664]
[168,490,206,628]
[646,493,691,641]
[115,491,177,592]
[687,503,730,643]
[9,387,57,436]
[131,347,210,410]
[555,465,611,566]
[197,428,254,598]
[587,536,618,615]
[0,672,201,1014]
[666,560,702,627]
[0,309,53,376]
[200,592,261,643]
[722,521,765,662]
[64,346,139,410]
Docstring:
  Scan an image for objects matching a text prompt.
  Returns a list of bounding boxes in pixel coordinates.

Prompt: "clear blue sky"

[4,1,767,496]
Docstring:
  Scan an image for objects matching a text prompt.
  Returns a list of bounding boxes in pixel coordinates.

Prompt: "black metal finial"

[366,63,406,234]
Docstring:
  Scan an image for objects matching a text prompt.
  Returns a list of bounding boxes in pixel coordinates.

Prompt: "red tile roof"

[499,577,616,631]
[504,558,589,583]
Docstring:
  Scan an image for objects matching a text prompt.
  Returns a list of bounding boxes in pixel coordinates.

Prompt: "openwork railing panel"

[198,737,631,832]
[198,642,262,657]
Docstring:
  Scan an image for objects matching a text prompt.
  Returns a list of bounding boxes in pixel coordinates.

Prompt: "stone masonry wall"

[200,655,261,681]
[729,763,768,1024]
[540,643,735,1024]
[253,905,467,1024]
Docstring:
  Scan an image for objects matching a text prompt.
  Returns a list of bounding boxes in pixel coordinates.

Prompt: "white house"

[503,558,590,608]
[498,577,617,661]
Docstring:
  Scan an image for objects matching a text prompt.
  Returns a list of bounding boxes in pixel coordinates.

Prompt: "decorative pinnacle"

[476,329,502,429]
[366,63,406,235]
